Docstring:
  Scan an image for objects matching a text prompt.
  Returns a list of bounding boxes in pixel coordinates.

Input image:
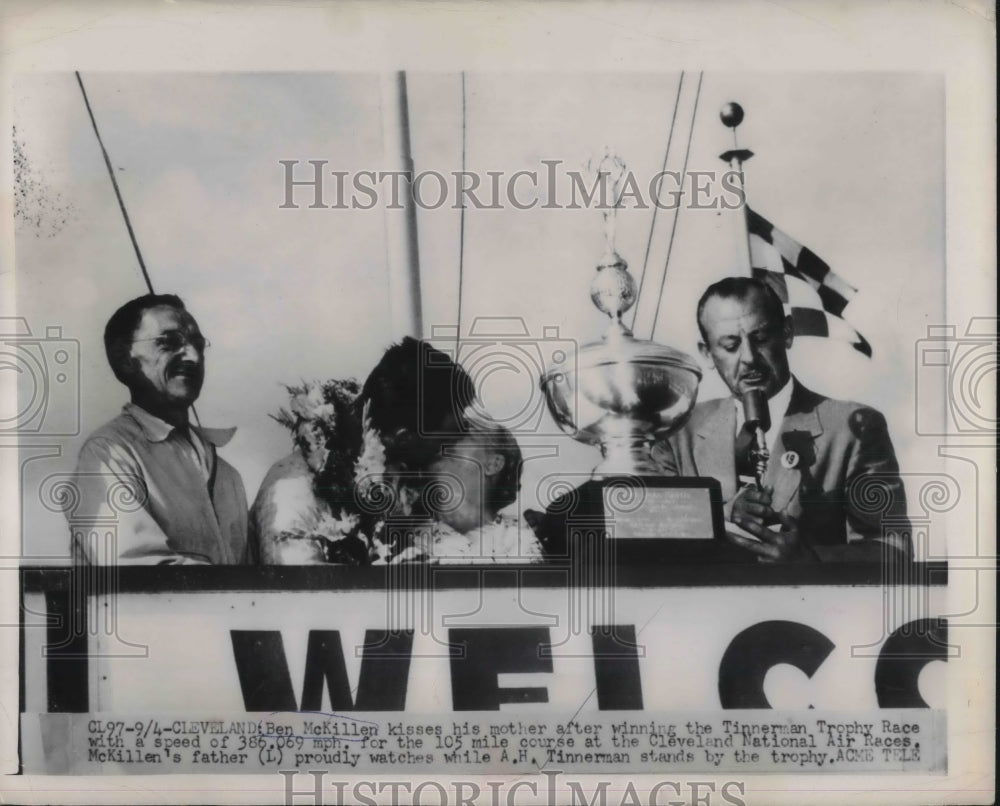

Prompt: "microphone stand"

[750,427,769,489]
[742,389,771,489]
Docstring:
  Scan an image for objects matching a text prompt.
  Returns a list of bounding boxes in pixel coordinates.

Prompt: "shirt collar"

[734,375,795,426]
[124,403,236,447]
[768,376,795,424]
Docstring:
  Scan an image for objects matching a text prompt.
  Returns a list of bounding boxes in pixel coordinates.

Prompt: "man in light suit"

[652,277,910,562]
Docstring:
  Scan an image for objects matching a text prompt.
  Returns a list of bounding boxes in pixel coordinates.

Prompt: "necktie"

[735,422,757,482]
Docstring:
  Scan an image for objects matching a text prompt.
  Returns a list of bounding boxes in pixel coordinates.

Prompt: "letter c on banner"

[718,621,835,708]
[875,618,949,707]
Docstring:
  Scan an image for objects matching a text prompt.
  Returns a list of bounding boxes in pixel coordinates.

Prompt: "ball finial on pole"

[718,101,754,276]
[720,102,744,128]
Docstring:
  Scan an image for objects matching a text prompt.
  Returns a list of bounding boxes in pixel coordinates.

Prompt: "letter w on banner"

[748,208,872,358]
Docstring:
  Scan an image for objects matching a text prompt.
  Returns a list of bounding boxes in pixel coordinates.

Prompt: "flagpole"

[719,102,754,275]
[380,71,424,341]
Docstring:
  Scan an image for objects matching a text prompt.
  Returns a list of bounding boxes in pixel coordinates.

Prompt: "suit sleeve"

[71,438,210,565]
[840,407,912,556]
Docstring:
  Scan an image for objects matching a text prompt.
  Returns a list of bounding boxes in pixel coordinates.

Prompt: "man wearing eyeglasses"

[70,293,248,564]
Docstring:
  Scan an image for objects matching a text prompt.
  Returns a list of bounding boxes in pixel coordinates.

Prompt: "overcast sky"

[13,71,945,558]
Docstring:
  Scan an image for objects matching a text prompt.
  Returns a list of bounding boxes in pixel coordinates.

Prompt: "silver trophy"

[541,152,702,476]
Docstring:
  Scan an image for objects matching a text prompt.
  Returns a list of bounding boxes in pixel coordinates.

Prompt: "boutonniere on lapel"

[780,450,799,470]
[780,430,815,470]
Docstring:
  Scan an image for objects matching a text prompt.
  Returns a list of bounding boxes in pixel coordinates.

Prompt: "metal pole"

[719,102,754,275]
[380,71,423,341]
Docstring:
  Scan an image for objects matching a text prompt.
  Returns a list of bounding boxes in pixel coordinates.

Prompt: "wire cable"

[629,71,684,332]
[76,72,154,295]
[651,71,703,339]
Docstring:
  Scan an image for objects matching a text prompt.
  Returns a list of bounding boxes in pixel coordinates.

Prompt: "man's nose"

[737,339,759,365]
[179,340,201,362]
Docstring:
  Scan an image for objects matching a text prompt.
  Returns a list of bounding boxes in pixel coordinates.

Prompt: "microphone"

[742,389,771,433]
[742,389,771,487]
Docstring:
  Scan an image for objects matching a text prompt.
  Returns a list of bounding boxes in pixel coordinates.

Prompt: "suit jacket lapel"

[766,444,800,513]
[694,401,738,503]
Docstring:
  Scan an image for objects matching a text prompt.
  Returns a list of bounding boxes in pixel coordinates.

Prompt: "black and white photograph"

[1,2,994,805]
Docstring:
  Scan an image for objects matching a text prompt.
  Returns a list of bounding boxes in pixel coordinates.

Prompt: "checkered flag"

[747,207,872,358]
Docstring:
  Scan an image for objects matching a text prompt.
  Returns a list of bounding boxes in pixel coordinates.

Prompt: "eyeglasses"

[132,331,210,354]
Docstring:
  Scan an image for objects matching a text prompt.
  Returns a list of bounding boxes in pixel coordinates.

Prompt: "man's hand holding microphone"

[726,389,814,562]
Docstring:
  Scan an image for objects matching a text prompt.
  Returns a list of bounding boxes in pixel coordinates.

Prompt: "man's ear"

[697,340,714,369]
[483,453,505,477]
[112,349,138,384]
[782,314,794,349]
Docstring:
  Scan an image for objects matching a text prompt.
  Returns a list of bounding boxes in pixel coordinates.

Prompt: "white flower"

[314,510,361,540]
[289,380,336,422]
[353,400,388,504]
[369,531,392,565]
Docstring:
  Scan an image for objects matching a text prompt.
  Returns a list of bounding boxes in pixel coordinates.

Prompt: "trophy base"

[526,476,737,566]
